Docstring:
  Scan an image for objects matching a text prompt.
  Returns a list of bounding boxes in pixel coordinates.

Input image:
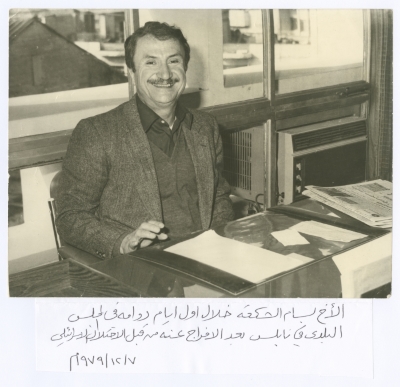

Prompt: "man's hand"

[120,220,168,254]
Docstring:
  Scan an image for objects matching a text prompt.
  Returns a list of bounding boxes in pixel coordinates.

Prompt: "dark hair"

[125,21,190,72]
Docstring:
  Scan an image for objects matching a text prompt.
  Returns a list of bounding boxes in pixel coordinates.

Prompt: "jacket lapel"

[120,99,162,222]
[182,117,214,229]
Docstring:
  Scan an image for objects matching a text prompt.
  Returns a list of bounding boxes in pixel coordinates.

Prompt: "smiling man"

[55,22,234,259]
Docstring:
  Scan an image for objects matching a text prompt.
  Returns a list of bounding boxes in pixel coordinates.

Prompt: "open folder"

[165,230,311,284]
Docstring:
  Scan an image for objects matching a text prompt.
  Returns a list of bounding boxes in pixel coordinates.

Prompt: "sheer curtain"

[367,10,393,181]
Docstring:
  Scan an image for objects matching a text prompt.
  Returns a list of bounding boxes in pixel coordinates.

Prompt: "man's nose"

[157,62,172,79]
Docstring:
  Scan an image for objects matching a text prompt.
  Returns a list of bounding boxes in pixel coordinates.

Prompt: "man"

[55,22,234,260]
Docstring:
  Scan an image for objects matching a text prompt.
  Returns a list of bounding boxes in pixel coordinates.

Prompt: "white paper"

[332,233,392,298]
[271,229,310,246]
[165,230,306,283]
[35,299,373,377]
[290,221,367,242]
[287,253,314,264]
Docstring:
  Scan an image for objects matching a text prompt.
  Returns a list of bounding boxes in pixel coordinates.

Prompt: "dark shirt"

[136,94,189,157]
[136,95,202,236]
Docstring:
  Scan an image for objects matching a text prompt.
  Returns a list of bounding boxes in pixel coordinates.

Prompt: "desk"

[9,199,391,298]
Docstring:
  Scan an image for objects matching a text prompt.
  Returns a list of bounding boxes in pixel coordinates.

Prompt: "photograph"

[8,8,393,299]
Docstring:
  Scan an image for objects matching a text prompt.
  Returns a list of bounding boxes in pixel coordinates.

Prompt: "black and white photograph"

[8,8,392,299]
[3,3,400,386]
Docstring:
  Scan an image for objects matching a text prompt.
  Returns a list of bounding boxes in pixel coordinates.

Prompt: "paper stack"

[165,230,311,284]
[302,179,392,228]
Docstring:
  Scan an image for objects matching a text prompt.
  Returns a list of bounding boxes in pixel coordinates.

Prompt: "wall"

[8,163,62,267]
[44,13,78,40]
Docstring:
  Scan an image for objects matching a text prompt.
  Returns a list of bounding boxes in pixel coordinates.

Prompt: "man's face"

[132,35,187,112]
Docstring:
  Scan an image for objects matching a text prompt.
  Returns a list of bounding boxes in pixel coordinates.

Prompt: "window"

[222,10,264,89]
[84,12,95,33]
[9,9,129,257]
[274,9,365,94]
[10,9,127,99]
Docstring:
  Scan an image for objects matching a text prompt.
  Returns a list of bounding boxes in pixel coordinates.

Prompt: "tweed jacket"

[55,97,234,260]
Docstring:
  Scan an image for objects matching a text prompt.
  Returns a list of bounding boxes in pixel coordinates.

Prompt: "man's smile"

[148,78,179,88]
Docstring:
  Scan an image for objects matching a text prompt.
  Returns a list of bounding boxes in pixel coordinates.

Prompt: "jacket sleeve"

[210,116,235,228]
[55,119,132,259]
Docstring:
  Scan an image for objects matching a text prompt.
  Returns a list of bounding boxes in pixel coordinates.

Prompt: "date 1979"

[69,353,136,371]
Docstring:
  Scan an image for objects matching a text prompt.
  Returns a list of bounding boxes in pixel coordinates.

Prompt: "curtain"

[367,10,393,181]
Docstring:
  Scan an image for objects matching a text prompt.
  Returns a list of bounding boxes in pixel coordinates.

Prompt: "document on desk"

[271,229,310,246]
[165,230,306,283]
[289,221,367,242]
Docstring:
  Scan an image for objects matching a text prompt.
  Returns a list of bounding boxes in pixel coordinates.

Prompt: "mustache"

[147,77,179,86]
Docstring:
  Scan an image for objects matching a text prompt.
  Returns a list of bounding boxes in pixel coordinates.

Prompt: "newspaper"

[302,180,392,228]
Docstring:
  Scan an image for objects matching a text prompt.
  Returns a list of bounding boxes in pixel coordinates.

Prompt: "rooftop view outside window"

[9,8,128,98]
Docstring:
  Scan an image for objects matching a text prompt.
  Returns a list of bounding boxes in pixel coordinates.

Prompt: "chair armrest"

[58,244,102,266]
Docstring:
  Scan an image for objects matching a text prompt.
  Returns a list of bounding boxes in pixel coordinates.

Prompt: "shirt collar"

[136,94,191,133]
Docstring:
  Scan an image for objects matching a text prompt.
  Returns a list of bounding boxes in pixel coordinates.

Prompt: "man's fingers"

[135,229,158,240]
[147,220,165,229]
[138,221,165,235]
[122,221,167,253]
[128,231,167,249]
[127,238,141,249]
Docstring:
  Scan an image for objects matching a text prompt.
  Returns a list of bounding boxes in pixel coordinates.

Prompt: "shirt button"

[161,120,165,124]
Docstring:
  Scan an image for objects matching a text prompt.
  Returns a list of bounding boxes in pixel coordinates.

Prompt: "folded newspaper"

[302,180,392,228]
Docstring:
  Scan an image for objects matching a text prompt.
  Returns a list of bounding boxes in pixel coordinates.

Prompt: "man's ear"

[128,69,138,95]
[128,68,136,84]
[128,69,136,86]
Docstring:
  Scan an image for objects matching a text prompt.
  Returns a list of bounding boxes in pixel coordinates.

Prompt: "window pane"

[222,10,263,89]
[9,9,127,98]
[138,9,264,107]
[274,9,364,94]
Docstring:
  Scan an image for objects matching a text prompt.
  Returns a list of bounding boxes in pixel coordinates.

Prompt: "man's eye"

[146,61,156,65]
[169,59,181,64]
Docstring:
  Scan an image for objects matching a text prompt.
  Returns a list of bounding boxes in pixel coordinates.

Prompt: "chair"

[48,170,63,254]
[48,170,102,265]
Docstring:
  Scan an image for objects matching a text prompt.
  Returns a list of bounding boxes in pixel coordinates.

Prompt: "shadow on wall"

[180,91,202,109]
